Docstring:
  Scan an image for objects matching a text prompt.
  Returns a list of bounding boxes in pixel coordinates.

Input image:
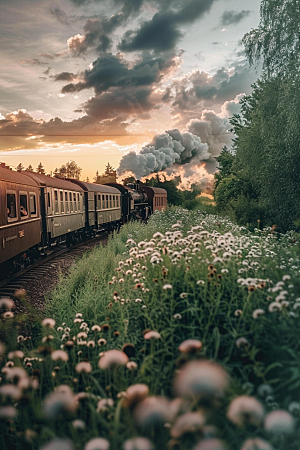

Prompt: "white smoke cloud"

[117,129,210,179]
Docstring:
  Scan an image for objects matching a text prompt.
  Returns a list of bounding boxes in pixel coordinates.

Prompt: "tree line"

[213,0,300,232]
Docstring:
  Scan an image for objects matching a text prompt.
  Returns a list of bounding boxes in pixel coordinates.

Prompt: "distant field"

[1,207,300,450]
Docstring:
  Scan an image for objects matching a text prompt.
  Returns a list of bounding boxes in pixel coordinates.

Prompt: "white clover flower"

[77,332,88,339]
[174,360,229,399]
[98,350,128,370]
[92,325,101,332]
[264,410,295,434]
[171,412,205,438]
[3,311,14,319]
[173,313,182,320]
[252,309,265,319]
[51,350,69,362]
[193,438,225,450]
[240,438,273,450]
[42,318,56,328]
[227,395,264,427]
[144,331,161,339]
[268,302,282,312]
[235,337,249,348]
[134,396,172,427]
[97,398,114,412]
[234,309,243,317]
[123,437,154,450]
[282,275,291,281]
[197,280,205,285]
[126,361,138,370]
[98,338,107,346]
[163,284,172,290]
[75,362,92,373]
[178,339,202,353]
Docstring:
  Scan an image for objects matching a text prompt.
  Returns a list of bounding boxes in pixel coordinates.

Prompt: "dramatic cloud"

[49,5,70,25]
[220,10,252,26]
[53,72,76,81]
[119,0,216,52]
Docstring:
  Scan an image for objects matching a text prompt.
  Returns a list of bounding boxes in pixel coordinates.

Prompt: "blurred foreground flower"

[193,438,225,450]
[134,396,172,427]
[40,438,74,450]
[227,396,264,427]
[98,350,128,369]
[173,360,229,399]
[171,411,205,438]
[178,339,202,353]
[240,438,273,450]
[84,438,110,450]
[264,410,295,434]
[123,437,154,450]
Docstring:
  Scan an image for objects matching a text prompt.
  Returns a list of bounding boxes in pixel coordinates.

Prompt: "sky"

[0,0,262,187]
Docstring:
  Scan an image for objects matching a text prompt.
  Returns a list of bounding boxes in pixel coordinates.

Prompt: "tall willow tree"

[215,0,300,231]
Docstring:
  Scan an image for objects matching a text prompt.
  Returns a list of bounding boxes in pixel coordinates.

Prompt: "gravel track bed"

[4,235,108,316]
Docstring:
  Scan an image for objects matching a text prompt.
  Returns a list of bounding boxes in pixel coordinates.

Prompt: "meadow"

[1,206,300,450]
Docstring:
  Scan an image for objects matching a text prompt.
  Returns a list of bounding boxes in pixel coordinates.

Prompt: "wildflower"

[51,350,69,362]
[174,313,182,320]
[97,398,114,412]
[178,339,202,353]
[268,302,282,312]
[227,396,264,427]
[236,337,249,348]
[180,292,188,298]
[144,331,161,339]
[288,402,300,415]
[8,350,24,359]
[98,338,107,346]
[240,439,273,450]
[123,437,154,450]
[0,385,22,400]
[14,288,27,300]
[72,420,85,429]
[193,438,225,450]
[252,309,264,319]
[40,438,74,450]
[197,280,205,285]
[234,309,243,317]
[264,410,295,434]
[123,384,149,408]
[0,406,17,419]
[135,298,142,303]
[171,412,205,438]
[134,396,172,427]
[98,350,129,369]
[75,362,92,373]
[282,275,291,281]
[84,438,110,450]
[64,340,75,350]
[257,384,273,398]
[42,318,56,328]
[0,298,15,310]
[163,284,172,290]
[43,388,77,420]
[126,361,138,370]
[173,360,229,399]
[102,324,111,332]
[4,366,27,383]
[3,311,14,319]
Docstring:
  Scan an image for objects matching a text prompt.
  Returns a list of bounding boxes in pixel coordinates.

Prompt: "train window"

[20,193,28,218]
[106,195,109,209]
[65,192,69,212]
[47,192,51,212]
[29,193,37,216]
[73,193,77,211]
[69,192,73,212]
[113,195,115,207]
[77,193,80,211]
[60,191,64,213]
[109,195,112,208]
[102,195,105,209]
[7,193,17,219]
[116,196,119,207]
[98,194,101,209]
[54,190,59,214]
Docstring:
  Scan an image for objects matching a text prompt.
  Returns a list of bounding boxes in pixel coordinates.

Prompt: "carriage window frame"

[29,192,37,217]
[102,195,105,209]
[60,190,64,214]
[77,193,80,211]
[6,190,18,222]
[54,189,59,214]
[65,192,69,213]
[69,192,73,212]
[19,191,29,220]
[73,192,77,212]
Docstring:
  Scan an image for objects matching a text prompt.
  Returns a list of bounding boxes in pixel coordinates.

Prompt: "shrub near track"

[1,207,300,450]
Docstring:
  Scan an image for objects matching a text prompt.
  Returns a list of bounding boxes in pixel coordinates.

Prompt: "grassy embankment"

[1,206,300,450]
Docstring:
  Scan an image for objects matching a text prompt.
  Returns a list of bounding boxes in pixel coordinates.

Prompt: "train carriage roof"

[0,167,39,187]
[67,179,120,194]
[23,172,84,191]
[139,186,167,196]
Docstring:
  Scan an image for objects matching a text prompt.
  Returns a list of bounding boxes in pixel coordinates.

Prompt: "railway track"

[0,232,108,313]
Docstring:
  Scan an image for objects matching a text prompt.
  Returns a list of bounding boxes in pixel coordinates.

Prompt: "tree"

[55,161,82,180]
[36,162,45,174]
[95,162,117,184]
[26,164,34,172]
[16,163,24,172]
[242,0,300,77]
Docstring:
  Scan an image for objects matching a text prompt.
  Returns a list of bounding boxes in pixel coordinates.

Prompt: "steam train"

[0,165,167,275]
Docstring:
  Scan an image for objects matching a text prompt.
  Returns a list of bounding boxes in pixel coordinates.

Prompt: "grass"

[1,206,300,450]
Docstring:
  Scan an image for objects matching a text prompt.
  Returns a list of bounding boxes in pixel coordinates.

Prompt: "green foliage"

[145,174,184,205]
[243,0,300,77]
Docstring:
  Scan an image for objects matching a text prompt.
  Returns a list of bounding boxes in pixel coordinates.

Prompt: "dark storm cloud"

[49,5,70,25]
[220,10,252,26]
[119,0,216,52]
[62,52,178,94]
[53,72,76,81]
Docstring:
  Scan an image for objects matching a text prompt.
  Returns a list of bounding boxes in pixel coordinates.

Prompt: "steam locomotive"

[0,165,167,276]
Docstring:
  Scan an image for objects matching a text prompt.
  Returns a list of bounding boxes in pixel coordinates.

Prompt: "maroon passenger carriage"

[0,166,41,274]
